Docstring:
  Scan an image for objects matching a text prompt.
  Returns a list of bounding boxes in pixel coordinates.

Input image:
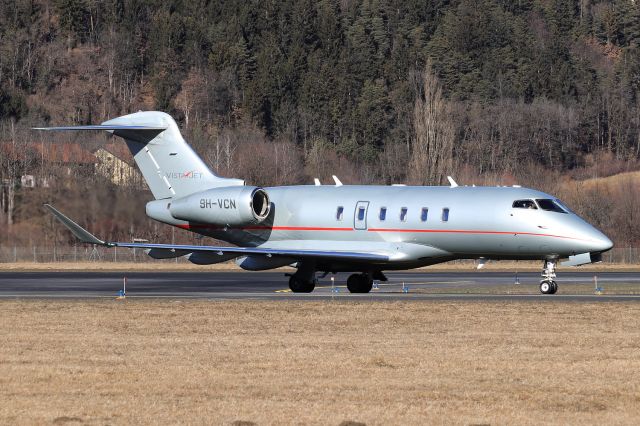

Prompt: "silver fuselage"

[148,185,613,271]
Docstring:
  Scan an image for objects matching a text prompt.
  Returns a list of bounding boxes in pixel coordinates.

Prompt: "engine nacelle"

[169,186,270,226]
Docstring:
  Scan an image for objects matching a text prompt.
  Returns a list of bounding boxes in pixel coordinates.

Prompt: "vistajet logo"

[166,171,204,179]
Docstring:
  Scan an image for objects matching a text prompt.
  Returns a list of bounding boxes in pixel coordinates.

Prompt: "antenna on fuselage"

[447,176,459,187]
[332,175,343,186]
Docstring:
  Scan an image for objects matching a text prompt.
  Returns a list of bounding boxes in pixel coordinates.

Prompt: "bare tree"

[0,119,30,227]
[409,62,455,185]
[174,68,206,128]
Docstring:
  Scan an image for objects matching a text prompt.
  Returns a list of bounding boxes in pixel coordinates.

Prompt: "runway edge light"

[594,275,603,295]
[331,276,339,293]
[117,277,127,299]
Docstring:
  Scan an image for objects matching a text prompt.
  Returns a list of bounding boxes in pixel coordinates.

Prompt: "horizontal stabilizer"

[32,125,167,131]
[33,124,167,144]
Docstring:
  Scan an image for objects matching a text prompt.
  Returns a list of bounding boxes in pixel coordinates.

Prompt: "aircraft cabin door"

[354,201,369,230]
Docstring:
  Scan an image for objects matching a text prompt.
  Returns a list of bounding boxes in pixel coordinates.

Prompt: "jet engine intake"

[169,186,271,226]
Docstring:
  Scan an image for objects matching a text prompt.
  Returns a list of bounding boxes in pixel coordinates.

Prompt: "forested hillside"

[1,0,640,248]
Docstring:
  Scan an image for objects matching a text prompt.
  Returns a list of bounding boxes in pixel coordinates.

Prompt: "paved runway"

[1,270,640,301]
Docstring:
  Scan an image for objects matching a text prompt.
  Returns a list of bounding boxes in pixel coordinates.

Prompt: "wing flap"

[114,242,388,262]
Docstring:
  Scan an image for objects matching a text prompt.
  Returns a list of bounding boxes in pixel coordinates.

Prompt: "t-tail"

[34,111,244,199]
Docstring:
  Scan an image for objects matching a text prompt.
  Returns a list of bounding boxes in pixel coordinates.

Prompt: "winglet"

[447,176,459,188]
[314,178,321,186]
[332,175,343,186]
[44,204,109,246]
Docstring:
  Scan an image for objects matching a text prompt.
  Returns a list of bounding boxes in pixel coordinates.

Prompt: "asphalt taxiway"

[1,270,640,301]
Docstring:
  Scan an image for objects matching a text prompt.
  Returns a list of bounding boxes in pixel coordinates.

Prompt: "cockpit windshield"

[553,199,573,213]
[536,199,568,213]
[513,199,537,209]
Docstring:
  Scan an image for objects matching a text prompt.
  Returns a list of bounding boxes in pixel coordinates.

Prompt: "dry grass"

[1,300,639,425]
[566,170,640,191]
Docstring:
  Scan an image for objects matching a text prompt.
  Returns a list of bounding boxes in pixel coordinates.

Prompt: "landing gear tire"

[347,274,373,293]
[540,281,551,294]
[289,275,315,293]
[540,280,558,295]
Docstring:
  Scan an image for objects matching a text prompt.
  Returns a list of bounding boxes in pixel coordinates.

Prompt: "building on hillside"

[1,141,96,186]
[94,143,142,187]
[1,141,97,225]
[30,141,97,177]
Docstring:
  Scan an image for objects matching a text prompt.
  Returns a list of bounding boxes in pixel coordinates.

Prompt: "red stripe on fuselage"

[367,228,587,241]
[176,224,353,231]
[175,224,588,241]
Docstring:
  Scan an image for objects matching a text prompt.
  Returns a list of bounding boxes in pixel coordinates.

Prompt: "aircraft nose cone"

[592,233,614,253]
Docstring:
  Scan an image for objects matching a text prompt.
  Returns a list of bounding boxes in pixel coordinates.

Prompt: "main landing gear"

[287,265,378,294]
[346,273,373,293]
[288,261,317,293]
[540,260,558,295]
[288,275,316,293]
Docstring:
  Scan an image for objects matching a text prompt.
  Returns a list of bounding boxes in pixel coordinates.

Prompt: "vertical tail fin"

[34,111,244,199]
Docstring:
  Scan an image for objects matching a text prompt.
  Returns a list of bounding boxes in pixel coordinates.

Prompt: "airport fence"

[0,245,639,264]
[0,245,188,264]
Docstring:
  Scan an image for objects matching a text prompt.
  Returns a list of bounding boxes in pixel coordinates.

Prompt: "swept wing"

[44,204,389,263]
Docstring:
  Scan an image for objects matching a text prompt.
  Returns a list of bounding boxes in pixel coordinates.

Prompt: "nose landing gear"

[539,280,558,294]
[540,260,558,294]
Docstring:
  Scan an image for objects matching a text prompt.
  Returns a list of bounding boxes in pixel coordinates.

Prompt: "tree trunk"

[7,181,14,226]
[409,61,455,185]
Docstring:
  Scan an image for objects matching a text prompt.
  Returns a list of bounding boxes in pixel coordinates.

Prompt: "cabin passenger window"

[536,199,567,213]
[421,208,428,222]
[400,207,408,222]
[379,207,387,221]
[357,207,366,221]
[442,208,449,222]
[336,206,344,220]
[513,199,537,209]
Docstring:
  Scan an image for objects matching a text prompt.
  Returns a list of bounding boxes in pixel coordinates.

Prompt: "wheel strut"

[540,260,558,295]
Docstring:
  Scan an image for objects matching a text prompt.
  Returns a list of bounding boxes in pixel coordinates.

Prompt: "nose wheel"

[539,280,558,294]
[540,260,558,295]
